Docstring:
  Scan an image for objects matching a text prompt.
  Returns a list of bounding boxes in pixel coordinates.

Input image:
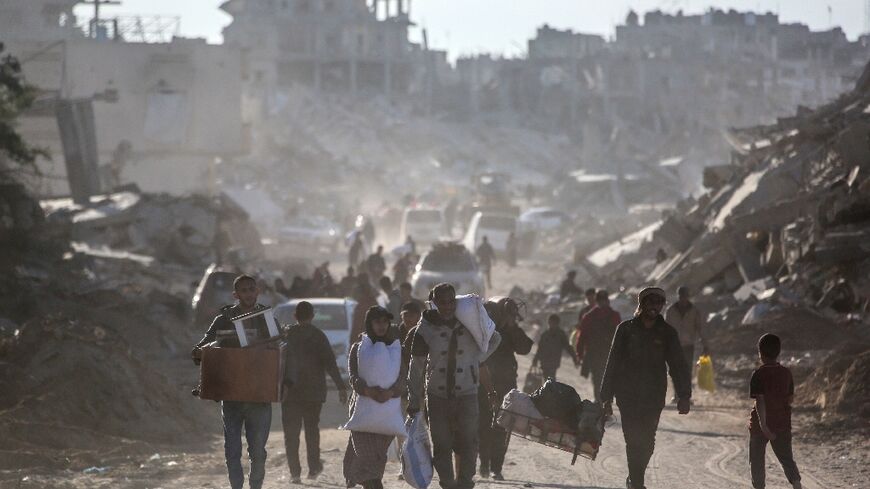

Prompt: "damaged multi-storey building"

[1,0,246,198]
[442,9,870,196]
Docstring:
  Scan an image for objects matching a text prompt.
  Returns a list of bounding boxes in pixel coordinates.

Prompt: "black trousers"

[478,389,512,474]
[618,402,662,489]
[281,398,323,477]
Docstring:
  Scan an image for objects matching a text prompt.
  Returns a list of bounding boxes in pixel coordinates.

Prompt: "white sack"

[402,412,434,489]
[342,336,406,437]
[433,294,495,353]
[496,388,544,432]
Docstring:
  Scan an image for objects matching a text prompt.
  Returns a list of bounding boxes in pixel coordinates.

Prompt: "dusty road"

[5,262,865,489]
[18,352,858,489]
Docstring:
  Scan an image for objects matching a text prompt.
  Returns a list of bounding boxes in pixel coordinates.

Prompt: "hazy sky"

[75,0,867,59]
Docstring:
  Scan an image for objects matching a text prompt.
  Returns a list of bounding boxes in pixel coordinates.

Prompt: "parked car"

[277,216,341,252]
[273,298,357,381]
[399,207,447,247]
[518,207,570,233]
[411,242,485,298]
[191,264,237,328]
[462,211,517,256]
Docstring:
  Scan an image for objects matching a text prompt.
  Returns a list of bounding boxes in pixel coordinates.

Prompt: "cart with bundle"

[495,381,606,464]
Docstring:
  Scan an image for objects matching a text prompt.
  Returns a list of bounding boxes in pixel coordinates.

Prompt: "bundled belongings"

[198,306,286,402]
[530,379,584,428]
[433,294,496,353]
[496,382,606,463]
[342,336,406,437]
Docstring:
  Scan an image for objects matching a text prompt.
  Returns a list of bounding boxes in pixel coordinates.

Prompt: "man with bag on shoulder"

[190,274,275,489]
[478,297,533,480]
[407,283,501,489]
[600,287,692,489]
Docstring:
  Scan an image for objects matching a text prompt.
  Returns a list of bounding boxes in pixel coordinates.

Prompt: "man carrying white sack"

[407,283,502,489]
[343,306,408,489]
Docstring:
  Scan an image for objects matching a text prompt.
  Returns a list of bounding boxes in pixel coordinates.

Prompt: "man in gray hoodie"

[407,283,501,489]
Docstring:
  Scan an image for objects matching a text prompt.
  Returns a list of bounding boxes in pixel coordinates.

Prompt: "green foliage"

[0,42,48,169]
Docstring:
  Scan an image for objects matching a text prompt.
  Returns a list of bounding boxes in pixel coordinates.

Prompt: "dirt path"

[13,351,855,489]
[4,261,862,489]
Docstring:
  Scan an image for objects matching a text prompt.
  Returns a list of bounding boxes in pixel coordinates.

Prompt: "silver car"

[411,242,486,298]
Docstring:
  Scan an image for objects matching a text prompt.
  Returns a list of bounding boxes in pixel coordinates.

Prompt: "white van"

[462,212,517,255]
[399,208,445,246]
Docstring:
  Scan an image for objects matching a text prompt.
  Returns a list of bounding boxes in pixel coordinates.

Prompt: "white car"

[462,212,517,255]
[399,208,447,246]
[273,298,357,382]
[518,207,570,233]
[411,242,485,298]
[277,216,341,251]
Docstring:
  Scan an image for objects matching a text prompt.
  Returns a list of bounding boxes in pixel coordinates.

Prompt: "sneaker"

[291,475,303,484]
[492,472,504,481]
[479,464,490,479]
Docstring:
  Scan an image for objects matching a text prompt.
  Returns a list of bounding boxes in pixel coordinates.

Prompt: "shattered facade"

[221,0,414,110]
[2,0,246,197]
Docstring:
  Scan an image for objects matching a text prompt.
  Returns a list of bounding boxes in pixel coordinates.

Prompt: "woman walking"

[343,306,407,489]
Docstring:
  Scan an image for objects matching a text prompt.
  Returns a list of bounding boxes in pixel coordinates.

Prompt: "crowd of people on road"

[192,264,803,489]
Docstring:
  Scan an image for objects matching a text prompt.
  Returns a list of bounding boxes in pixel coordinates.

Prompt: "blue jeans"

[222,401,272,489]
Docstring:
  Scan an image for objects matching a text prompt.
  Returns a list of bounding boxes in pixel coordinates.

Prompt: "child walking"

[343,306,407,489]
[749,333,802,489]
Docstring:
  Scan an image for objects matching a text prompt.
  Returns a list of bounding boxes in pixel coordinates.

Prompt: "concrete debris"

[41,188,264,268]
[583,60,870,324]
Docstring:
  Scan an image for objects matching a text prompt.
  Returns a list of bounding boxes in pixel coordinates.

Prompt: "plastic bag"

[697,354,716,393]
[402,412,433,489]
[523,365,544,393]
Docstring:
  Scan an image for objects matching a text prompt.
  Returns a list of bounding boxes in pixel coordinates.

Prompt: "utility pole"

[83,0,121,38]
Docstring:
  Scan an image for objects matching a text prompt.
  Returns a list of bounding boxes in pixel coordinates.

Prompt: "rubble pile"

[41,188,264,268]
[578,61,870,419]
[0,185,222,469]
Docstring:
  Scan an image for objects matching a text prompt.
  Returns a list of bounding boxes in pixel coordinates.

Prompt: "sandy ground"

[4,262,867,489]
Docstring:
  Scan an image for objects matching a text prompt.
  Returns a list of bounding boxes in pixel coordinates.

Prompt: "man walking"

[532,314,577,380]
[191,275,274,489]
[282,301,349,484]
[475,236,496,289]
[407,284,501,489]
[600,287,692,489]
[478,297,533,480]
[576,290,621,401]
[665,286,709,371]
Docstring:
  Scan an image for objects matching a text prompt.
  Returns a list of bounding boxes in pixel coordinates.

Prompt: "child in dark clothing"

[749,333,802,489]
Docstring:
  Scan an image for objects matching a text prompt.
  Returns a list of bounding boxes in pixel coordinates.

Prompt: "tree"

[0,42,47,172]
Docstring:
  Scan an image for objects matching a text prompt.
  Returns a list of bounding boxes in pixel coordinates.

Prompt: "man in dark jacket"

[576,290,621,401]
[190,275,274,489]
[532,314,577,380]
[600,287,692,489]
[282,301,348,483]
[478,297,534,480]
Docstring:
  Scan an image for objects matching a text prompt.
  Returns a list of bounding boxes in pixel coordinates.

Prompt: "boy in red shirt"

[749,333,802,489]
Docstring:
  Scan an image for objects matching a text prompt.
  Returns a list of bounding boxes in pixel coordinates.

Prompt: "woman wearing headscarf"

[343,306,407,489]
